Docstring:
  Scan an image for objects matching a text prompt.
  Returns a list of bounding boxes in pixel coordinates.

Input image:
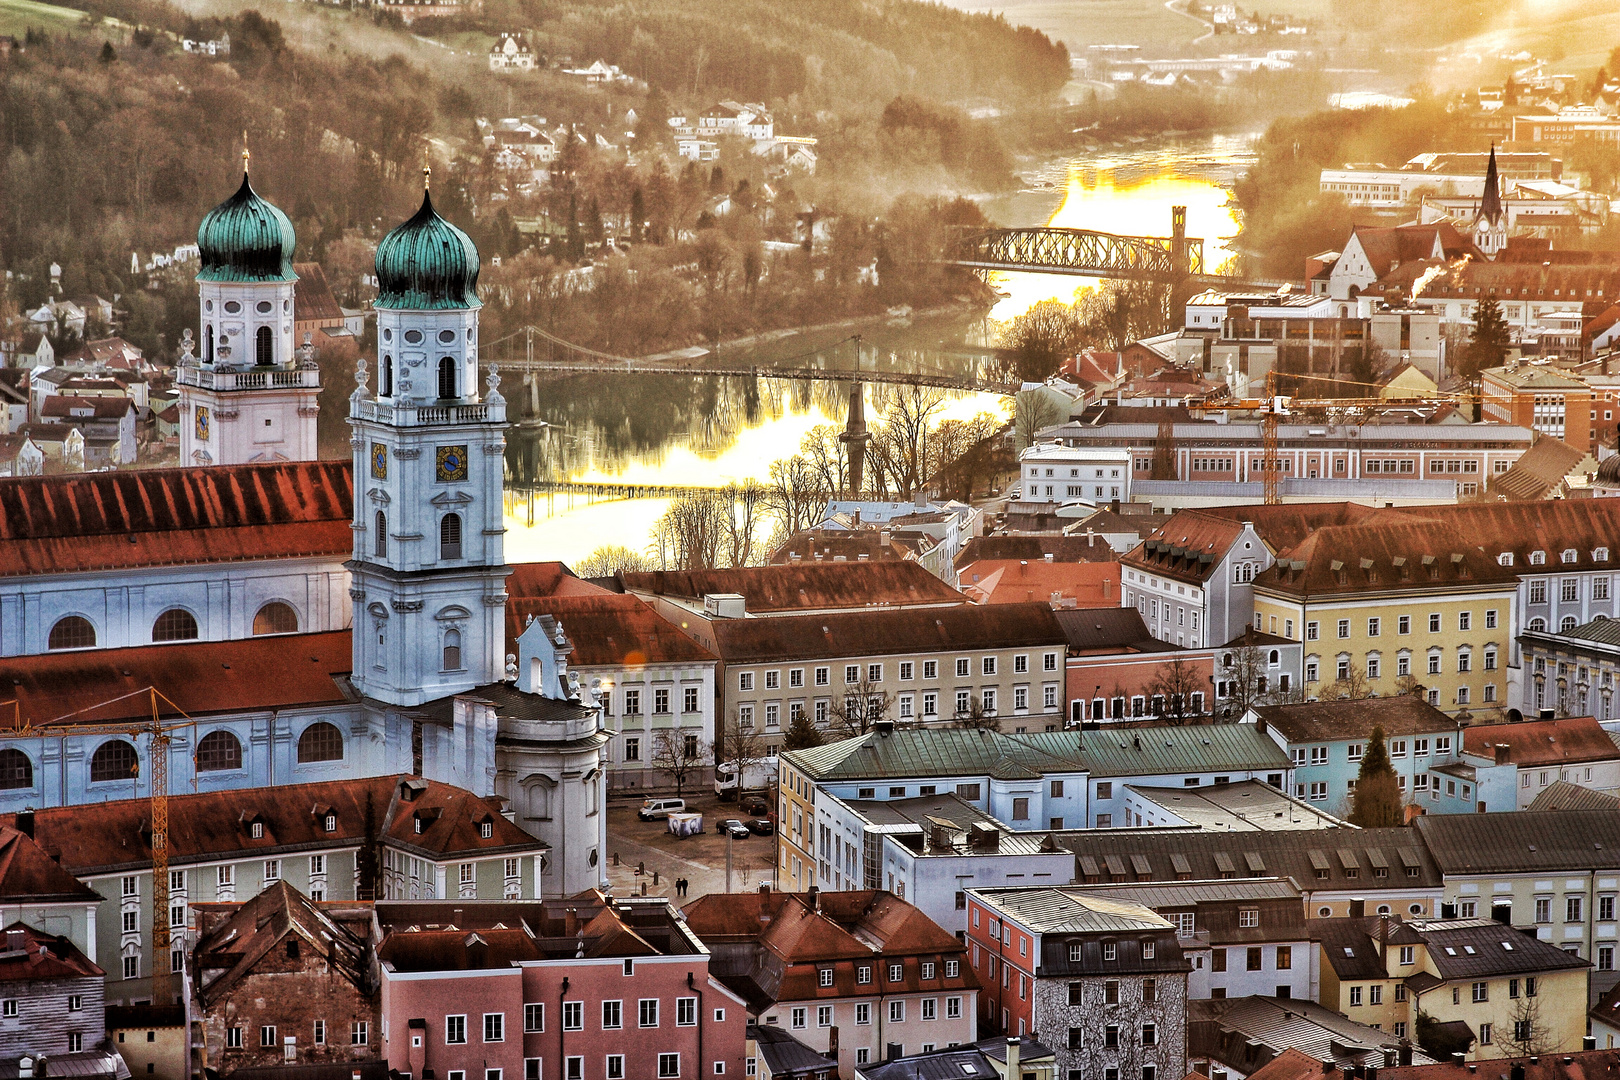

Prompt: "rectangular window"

[447,1016,467,1044]
[564,1003,583,1031]
[640,1000,660,1028]
[608,1058,625,1080]
[227,1028,243,1049]
[678,998,697,1026]
[485,1013,505,1043]
[315,1019,327,1045]
[261,1025,278,1048]
[660,1056,680,1079]
[353,1021,370,1046]
[1472,982,1488,1003]
[856,1004,871,1026]
[1398,615,1410,634]
[525,1004,545,1032]
[889,1000,905,1023]
[603,1001,623,1029]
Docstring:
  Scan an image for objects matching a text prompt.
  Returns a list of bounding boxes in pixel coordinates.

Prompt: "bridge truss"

[949,226,1206,283]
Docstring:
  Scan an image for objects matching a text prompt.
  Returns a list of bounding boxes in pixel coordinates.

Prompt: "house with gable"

[1122,510,1273,649]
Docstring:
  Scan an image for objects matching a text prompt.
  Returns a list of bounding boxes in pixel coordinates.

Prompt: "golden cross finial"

[424,162,432,191]
[242,129,250,172]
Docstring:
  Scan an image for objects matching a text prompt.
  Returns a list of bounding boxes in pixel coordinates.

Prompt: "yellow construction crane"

[0,688,195,1004]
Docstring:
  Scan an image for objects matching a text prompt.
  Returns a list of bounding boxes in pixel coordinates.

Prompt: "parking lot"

[604,790,777,904]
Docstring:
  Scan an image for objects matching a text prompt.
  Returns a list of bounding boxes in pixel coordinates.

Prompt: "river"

[503,133,1257,568]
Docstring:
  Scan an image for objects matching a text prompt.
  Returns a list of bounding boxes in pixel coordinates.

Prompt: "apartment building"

[1121,512,1272,650]
[377,893,748,1080]
[966,886,1189,1077]
[1061,609,1214,724]
[1520,617,1620,720]
[1250,519,1518,715]
[1482,365,1593,451]
[1,775,547,1005]
[1312,914,1590,1059]
[1461,715,1620,808]
[1415,809,1620,1003]
[683,888,978,1074]
[1017,444,1134,508]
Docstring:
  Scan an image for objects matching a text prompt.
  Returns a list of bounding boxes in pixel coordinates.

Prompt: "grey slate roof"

[783,725,1290,783]
[1056,826,1443,891]
[1252,696,1460,742]
[1068,876,1303,909]
[968,886,1174,934]
[1413,809,1620,874]
[1415,918,1591,979]
[752,1025,838,1076]
[1188,995,1432,1070]
[1526,779,1620,812]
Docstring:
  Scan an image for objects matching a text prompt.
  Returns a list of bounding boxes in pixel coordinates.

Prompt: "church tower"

[178,152,321,465]
[347,177,509,707]
[1474,144,1508,258]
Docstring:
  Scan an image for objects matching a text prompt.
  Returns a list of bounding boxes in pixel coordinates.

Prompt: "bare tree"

[1147,657,1206,725]
[800,425,850,499]
[1502,994,1553,1058]
[574,544,653,579]
[721,482,766,569]
[718,717,769,802]
[763,456,830,539]
[1215,641,1301,720]
[951,693,1001,731]
[1320,664,1373,702]
[997,299,1084,383]
[829,671,894,739]
[651,491,728,571]
[1014,391,1065,450]
[649,729,711,799]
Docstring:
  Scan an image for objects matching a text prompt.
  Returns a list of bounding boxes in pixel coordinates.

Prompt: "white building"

[1017,443,1133,508]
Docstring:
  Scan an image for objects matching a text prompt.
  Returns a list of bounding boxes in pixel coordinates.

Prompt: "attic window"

[251,822,263,839]
[1498,553,1514,567]
[324,814,336,833]
[415,817,424,834]
[1343,947,1354,957]
[1562,549,1578,564]
[1530,550,1546,565]
[1597,548,1611,562]
[480,821,493,839]
[1502,941,1514,951]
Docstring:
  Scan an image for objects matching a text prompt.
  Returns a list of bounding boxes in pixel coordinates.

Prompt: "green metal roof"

[196,173,297,284]
[374,190,481,311]
[782,724,1290,782]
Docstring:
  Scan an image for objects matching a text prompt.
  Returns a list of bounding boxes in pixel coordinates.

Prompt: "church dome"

[374,191,481,311]
[196,173,297,283]
[1598,454,1620,484]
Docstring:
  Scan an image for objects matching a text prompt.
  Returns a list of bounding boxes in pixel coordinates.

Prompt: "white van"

[639,797,686,821]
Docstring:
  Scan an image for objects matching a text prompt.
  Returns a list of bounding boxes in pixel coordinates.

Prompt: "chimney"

[1452,1055,1465,1067]
[1349,897,1366,919]
[1007,1037,1020,1080]
[808,886,820,910]
[759,883,772,894]
[1399,1045,1412,1067]
[1020,560,1029,577]
[874,718,895,737]
[14,811,33,839]
[408,1019,428,1078]
[1103,578,1112,599]
[565,908,579,936]
[1375,914,1391,960]
[1493,743,1511,765]
[914,488,927,509]
[1086,528,1096,547]
[1045,552,1055,563]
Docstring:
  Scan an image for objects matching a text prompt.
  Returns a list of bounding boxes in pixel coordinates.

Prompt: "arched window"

[1529,617,1547,631]
[255,325,273,366]
[438,356,457,400]
[382,354,393,397]
[440,514,462,560]
[47,616,96,651]
[297,722,344,763]
[205,324,215,363]
[152,608,199,642]
[375,511,387,558]
[90,740,138,783]
[0,749,32,790]
[443,629,462,671]
[1562,615,1579,631]
[252,602,298,636]
[195,731,243,772]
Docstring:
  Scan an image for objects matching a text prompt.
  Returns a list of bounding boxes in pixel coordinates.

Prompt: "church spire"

[1480,143,1503,226]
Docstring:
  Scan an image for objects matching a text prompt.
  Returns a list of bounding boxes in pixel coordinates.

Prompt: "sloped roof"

[0,920,102,981]
[1253,696,1460,742]
[1193,503,1389,555]
[1414,808,1620,874]
[292,262,345,323]
[1419,917,1590,978]
[959,559,1121,606]
[1054,608,1171,653]
[1122,510,1246,584]
[507,560,611,599]
[955,534,1118,567]
[1489,435,1586,500]
[1383,1050,1620,1080]
[709,602,1065,664]
[506,594,717,667]
[1189,994,1428,1070]
[0,826,101,903]
[970,886,1172,933]
[770,530,917,564]
[620,563,964,612]
[194,879,368,1005]
[1,774,540,875]
[1463,715,1620,767]
[40,395,135,419]
[1527,778,1620,812]
[1394,498,1620,569]
[0,460,352,577]
[1254,520,1517,599]
[0,631,353,727]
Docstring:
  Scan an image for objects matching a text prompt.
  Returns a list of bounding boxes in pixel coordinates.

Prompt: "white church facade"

[0,170,611,903]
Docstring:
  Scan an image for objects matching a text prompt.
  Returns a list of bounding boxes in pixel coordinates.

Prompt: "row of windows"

[1502,547,1611,567]
[45,602,300,652]
[737,654,1059,690]
[606,687,702,716]
[790,997,961,1027]
[516,999,710,1034]
[379,354,464,400]
[6,722,348,788]
[1290,736,1452,766]
[1305,647,1497,679]
[224,1020,369,1050]
[1305,611,1498,639]
[373,512,464,561]
[1527,577,1613,603]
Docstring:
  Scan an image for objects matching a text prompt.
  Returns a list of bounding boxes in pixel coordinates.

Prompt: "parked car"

[747,818,775,835]
[740,795,769,817]
[639,798,686,821]
[720,819,751,839]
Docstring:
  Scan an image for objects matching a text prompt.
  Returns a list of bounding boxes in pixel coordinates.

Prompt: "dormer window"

[251,821,263,839]
[325,814,336,833]
[1563,549,1578,564]
[415,817,424,834]
[1498,552,1514,567]
[1531,550,1546,565]
[1598,548,1611,562]
[480,821,493,839]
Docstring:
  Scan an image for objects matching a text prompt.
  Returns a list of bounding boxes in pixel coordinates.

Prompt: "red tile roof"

[0,826,101,902]
[506,594,717,667]
[1254,520,1518,598]
[1380,1050,1620,1080]
[0,631,353,728]
[959,559,1122,607]
[707,602,1065,663]
[0,461,352,577]
[292,263,346,324]
[1464,715,1620,767]
[1193,502,1388,554]
[0,920,103,980]
[40,395,135,420]
[1121,510,1247,584]
[507,560,614,599]
[619,563,965,612]
[0,774,539,875]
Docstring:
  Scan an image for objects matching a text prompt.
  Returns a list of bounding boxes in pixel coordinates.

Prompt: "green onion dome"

[374,191,481,311]
[196,173,297,284]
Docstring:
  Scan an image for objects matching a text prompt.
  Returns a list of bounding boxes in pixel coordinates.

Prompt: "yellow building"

[1313,913,1590,1059]
[1251,520,1518,716]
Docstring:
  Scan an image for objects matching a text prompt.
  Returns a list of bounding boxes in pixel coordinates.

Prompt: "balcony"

[177,365,320,391]
[353,398,506,426]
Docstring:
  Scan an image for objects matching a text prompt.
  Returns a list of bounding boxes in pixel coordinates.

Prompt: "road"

[1163,0,1214,45]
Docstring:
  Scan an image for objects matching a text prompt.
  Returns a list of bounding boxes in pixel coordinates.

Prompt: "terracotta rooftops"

[954,534,1119,568]
[193,879,369,1006]
[1122,510,1247,584]
[0,774,540,875]
[506,593,717,667]
[0,921,102,981]
[1253,696,1460,743]
[1463,715,1620,767]
[619,562,965,613]
[0,631,353,727]
[291,262,345,323]
[0,825,101,903]
[1254,520,1517,598]
[708,602,1065,664]
[0,460,352,578]
[507,559,612,599]
[40,395,136,419]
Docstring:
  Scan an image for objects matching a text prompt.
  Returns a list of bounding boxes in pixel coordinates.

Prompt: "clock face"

[371,443,388,479]
[436,444,468,482]
[195,406,210,442]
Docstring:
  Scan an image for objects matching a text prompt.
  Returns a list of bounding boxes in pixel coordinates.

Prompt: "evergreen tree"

[630,187,646,242]
[782,712,823,751]
[1349,725,1404,827]
[99,41,117,64]
[1459,295,1511,383]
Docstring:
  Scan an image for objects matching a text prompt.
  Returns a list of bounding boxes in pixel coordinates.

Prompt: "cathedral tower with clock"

[178,158,321,465]
[347,181,509,707]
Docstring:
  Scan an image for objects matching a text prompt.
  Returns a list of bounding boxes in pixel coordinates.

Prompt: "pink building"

[378,893,748,1080]
[1058,609,1214,723]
